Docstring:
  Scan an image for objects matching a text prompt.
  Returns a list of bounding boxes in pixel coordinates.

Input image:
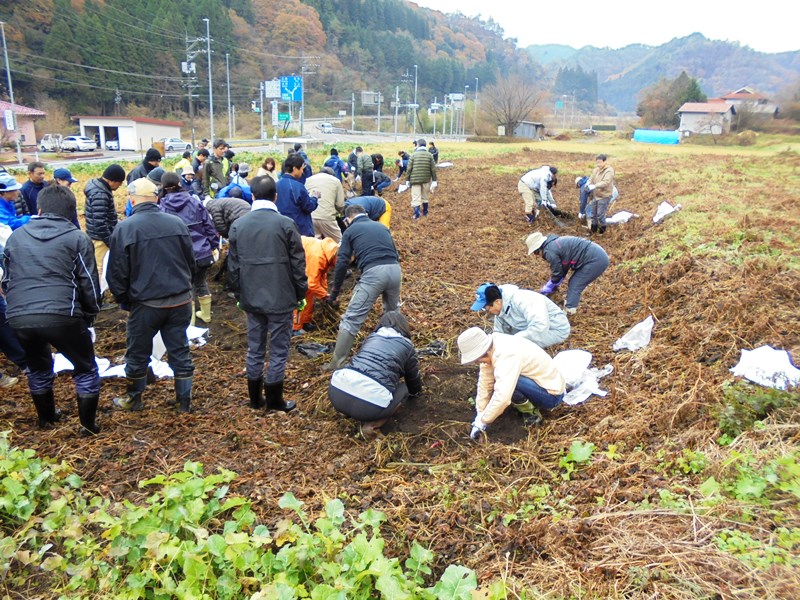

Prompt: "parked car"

[105,139,120,151]
[159,137,192,152]
[317,122,334,133]
[39,133,62,152]
[61,135,97,152]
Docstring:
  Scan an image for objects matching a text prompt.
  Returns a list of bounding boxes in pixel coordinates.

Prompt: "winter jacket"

[475,333,566,426]
[333,327,422,398]
[83,178,119,244]
[347,151,359,174]
[217,181,253,203]
[589,163,615,199]
[20,180,46,215]
[331,213,398,295]
[344,196,386,221]
[2,215,100,321]
[126,160,157,184]
[107,202,195,305]
[323,155,347,181]
[428,145,439,163]
[205,196,251,238]
[306,173,345,221]
[492,284,570,345]
[356,153,374,179]
[203,155,228,197]
[296,150,313,183]
[159,191,219,261]
[0,199,31,231]
[302,236,339,299]
[276,175,318,236]
[228,202,307,314]
[520,166,553,199]
[407,147,437,184]
[371,154,385,172]
[539,234,607,284]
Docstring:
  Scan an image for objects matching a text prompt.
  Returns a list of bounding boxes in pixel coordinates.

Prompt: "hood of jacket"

[160,190,195,212]
[23,215,77,242]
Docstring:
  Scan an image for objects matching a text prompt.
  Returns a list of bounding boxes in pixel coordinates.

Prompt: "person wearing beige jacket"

[457,328,566,440]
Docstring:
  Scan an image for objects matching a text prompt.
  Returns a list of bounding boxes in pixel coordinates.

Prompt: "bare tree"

[483,75,543,136]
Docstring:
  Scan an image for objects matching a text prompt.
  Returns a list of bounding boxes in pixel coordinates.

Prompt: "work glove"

[539,280,560,295]
[430,181,438,191]
[469,417,487,440]
[587,184,596,192]
[297,298,307,312]
[211,182,219,191]
[212,249,220,262]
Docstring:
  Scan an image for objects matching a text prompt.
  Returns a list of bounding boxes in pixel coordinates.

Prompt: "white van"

[317,122,334,133]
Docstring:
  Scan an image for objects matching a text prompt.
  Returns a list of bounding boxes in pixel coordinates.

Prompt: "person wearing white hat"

[457,327,566,440]
[525,232,609,315]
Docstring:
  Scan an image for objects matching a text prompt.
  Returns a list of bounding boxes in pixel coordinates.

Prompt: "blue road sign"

[280,76,303,102]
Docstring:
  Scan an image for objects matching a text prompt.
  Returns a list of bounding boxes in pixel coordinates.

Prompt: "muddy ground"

[2,148,799,597]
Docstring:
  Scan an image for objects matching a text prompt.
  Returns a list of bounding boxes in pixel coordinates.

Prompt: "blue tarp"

[633,129,680,144]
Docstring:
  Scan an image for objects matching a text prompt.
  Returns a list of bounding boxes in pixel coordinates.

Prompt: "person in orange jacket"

[293,236,340,335]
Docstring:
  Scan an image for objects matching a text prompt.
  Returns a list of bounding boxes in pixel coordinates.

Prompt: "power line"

[96,3,190,40]
[10,67,187,98]
[9,49,186,82]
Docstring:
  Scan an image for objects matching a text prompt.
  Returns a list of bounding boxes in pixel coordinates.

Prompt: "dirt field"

[2,148,799,597]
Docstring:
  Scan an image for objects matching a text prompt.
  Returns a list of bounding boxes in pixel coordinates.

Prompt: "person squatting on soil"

[407,138,437,219]
[471,283,570,349]
[525,232,609,315]
[585,154,616,233]
[324,204,402,371]
[328,311,422,438]
[227,176,308,413]
[294,236,339,336]
[518,165,557,224]
[108,178,196,413]
[158,173,219,326]
[2,185,103,434]
[458,327,566,439]
[345,195,392,229]
[306,167,346,243]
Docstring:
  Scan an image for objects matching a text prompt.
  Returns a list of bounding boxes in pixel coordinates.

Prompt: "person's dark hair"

[284,154,304,172]
[251,175,277,200]
[182,151,191,159]
[548,166,558,174]
[330,148,338,156]
[484,285,502,306]
[213,138,228,149]
[321,166,335,176]
[228,186,244,199]
[344,204,366,219]
[547,175,558,189]
[197,148,210,157]
[377,311,412,339]
[37,184,77,220]
[355,146,363,153]
[160,172,182,195]
[294,143,302,151]
[28,161,45,173]
[224,149,235,160]
[230,162,239,174]
[262,157,276,171]
[596,154,607,161]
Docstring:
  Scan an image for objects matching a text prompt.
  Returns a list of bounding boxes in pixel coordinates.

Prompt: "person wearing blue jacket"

[276,154,318,236]
[0,175,31,231]
[323,148,347,181]
[328,311,422,438]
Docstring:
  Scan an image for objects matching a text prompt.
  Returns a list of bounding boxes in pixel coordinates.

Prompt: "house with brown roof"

[720,87,779,116]
[0,100,46,148]
[677,102,736,136]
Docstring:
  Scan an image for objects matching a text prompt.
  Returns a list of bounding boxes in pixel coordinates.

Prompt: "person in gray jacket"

[228,176,308,413]
[471,283,570,349]
[328,311,421,437]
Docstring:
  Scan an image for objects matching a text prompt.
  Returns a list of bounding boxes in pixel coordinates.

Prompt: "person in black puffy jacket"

[328,311,422,437]
[83,164,126,286]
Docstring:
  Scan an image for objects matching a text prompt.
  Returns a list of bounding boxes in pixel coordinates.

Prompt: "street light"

[203,18,214,141]
[463,85,469,136]
[0,22,21,165]
[474,77,478,135]
[225,53,232,138]
[412,64,418,138]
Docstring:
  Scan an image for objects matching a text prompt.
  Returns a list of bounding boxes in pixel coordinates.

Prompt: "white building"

[677,102,736,136]
[75,116,183,151]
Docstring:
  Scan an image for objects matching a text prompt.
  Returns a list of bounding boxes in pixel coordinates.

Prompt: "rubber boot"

[598,225,606,234]
[77,393,100,435]
[195,295,212,323]
[31,388,62,429]
[525,213,536,223]
[590,222,598,233]
[113,376,146,411]
[422,202,429,216]
[323,329,356,372]
[190,304,196,327]
[412,206,420,220]
[175,376,193,413]
[247,378,265,409]
[264,380,296,412]
[511,397,543,427]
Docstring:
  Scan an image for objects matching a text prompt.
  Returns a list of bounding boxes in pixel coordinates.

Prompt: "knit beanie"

[102,164,126,182]
[145,148,162,162]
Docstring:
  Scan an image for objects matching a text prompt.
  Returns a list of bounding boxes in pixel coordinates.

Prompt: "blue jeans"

[512,376,563,409]
[374,180,391,193]
[125,303,194,379]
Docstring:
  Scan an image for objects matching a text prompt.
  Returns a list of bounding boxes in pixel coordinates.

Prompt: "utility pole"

[182,34,204,148]
[351,92,355,132]
[393,86,399,142]
[412,64,418,138]
[225,53,232,138]
[463,85,469,137]
[300,57,319,137]
[376,91,382,133]
[259,81,265,140]
[203,18,214,141]
[0,22,22,165]
[433,96,437,136]
[474,77,478,135]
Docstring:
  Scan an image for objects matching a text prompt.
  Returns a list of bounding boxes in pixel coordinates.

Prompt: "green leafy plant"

[714,381,799,437]
[559,440,596,480]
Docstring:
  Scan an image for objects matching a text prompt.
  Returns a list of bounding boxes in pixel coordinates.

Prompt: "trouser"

[565,250,610,309]
[397,161,407,178]
[329,381,408,422]
[0,298,26,369]
[293,291,319,331]
[13,320,100,395]
[92,240,110,283]
[339,263,402,337]
[579,185,591,215]
[245,311,293,383]
[374,179,391,194]
[313,218,343,243]
[589,196,612,228]
[378,201,392,229]
[192,263,211,298]
[518,180,536,213]
[410,182,431,208]
[125,303,194,379]
[511,376,564,409]
[361,171,374,195]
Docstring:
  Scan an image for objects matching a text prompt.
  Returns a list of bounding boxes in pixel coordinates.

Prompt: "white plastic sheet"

[653,201,682,223]
[607,211,639,224]
[730,345,800,390]
[613,315,655,352]
[551,349,613,405]
[397,183,409,193]
[438,161,453,168]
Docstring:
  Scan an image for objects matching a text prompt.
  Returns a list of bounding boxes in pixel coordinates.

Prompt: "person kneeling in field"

[457,327,566,440]
[328,311,421,438]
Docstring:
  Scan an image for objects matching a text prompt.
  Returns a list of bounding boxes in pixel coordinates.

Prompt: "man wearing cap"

[406,138,437,220]
[84,164,126,287]
[306,166,346,243]
[518,165,557,224]
[127,148,162,184]
[2,185,102,435]
[203,139,229,198]
[525,232,609,315]
[20,162,47,215]
[471,283,570,349]
[107,177,196,413]
[0,174,31,230]
[457,327,566,440]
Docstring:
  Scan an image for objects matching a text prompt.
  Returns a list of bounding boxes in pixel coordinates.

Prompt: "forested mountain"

[529,33,800,112]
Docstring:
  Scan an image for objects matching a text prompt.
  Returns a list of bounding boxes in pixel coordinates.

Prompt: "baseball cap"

[0,174,22,192]
[470,283,492,311]
[127,177,158,198]
[54,168,78,183]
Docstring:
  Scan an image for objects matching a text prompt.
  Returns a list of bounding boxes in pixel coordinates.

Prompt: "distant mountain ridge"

[527,33,800,112]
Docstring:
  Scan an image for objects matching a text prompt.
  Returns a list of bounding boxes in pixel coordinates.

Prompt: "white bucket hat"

[457,327,492,364]
[525,232,546,255]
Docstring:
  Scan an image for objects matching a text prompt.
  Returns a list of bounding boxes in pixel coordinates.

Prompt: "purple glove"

[539,280,559,295]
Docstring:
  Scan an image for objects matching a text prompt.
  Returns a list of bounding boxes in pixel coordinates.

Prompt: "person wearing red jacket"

[293,236,339,335]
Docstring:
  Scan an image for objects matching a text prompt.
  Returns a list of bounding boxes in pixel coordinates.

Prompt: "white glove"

[356,176,361,183]
[430,181,438,191]
[211,182,219,191]
[203,195,212,207]
[587,184,596,191]
[212,249,220,262]
[469,417,487,440]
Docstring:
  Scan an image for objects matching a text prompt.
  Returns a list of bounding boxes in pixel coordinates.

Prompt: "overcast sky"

[411,0,798,54]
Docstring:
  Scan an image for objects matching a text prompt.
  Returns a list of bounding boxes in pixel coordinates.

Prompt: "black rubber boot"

[247,378,265,409]
[422,202,429,216]
[264,380,296,412]
[598,225,606,234]
[77,393,100,435]
[31,389,62,429]
[590,222,598,233]
[113,377,146,411]
[175,376,193,413]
